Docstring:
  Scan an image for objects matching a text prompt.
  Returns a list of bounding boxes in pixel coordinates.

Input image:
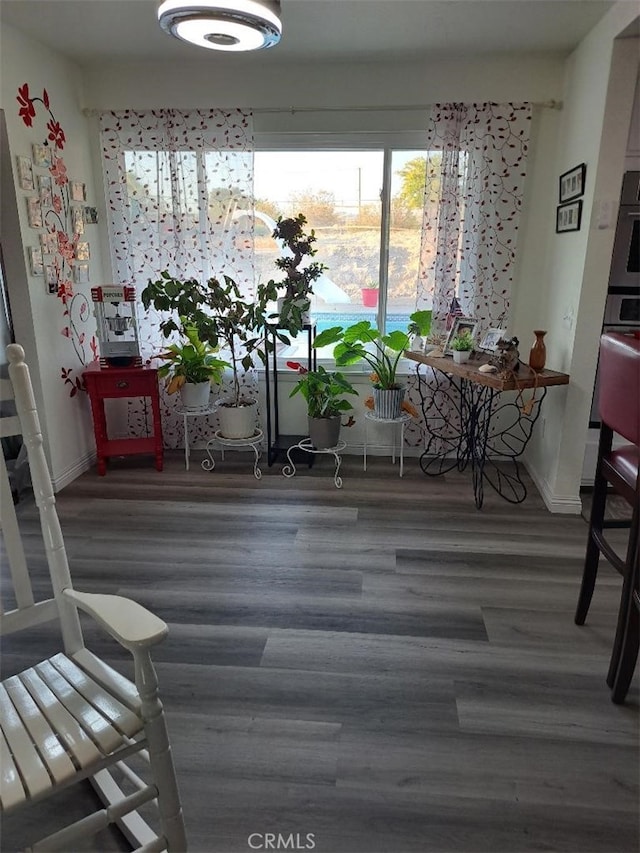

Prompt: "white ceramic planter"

[452,350,471,364]
[180,381,211,410]
[217,399,258,439]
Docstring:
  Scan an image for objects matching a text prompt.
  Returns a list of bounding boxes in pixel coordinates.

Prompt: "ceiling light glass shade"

[158,0,282,51]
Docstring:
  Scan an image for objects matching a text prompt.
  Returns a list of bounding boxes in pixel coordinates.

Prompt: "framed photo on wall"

[71,205,84,235]
[444,317,478,354]
[70,181,86,202]
[556,200,583,233]
[559,163,586,203]
[32,143,51,168]
[28,247,44,276]
[26,197,43,228]
[38,174,52,206]
[17,155,34,191]
[40,231,57,254]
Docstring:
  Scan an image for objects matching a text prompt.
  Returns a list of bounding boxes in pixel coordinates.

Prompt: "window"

[254,144,431,347]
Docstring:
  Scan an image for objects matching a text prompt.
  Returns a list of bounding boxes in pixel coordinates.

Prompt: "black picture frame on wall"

[559,163,586,203]
[556,200,583,233]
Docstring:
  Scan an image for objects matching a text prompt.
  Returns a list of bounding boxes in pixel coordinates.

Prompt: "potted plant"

[361,281,379,308]
[258,214,326,336]
[287,361,358,449]
[155,321,229,409]
[407,309,432,352]
[313,320,411,419]
[142,273,267,438]
[450,329,475,364]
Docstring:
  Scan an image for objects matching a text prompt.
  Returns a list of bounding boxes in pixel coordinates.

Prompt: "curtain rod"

[82,100,562,118]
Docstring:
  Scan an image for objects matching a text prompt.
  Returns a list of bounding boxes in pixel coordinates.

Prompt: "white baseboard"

[52,450,95,492]
[525,461,582,515]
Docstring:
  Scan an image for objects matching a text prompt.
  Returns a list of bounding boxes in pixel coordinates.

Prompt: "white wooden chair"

[0,344,187,852]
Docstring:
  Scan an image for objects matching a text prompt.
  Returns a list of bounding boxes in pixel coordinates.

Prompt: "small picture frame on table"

[28,247,44,276]
[479,328,505,352]
[27,197,43,228]
[70,181,86,202]
[17,155,34,191]
[444,317,478,355]
[556,200,583,233]
[559,163,586,203]
[32,143,51,168]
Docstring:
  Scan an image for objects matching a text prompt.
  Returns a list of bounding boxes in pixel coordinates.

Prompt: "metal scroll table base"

[415,367,547,509]
[202,429,263,480]
[282,439,346,488]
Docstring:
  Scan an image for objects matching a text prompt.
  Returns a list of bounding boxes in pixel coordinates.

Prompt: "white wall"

[0,23,107,488]
[514,3,639,512]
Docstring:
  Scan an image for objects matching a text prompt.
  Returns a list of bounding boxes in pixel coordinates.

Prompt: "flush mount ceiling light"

[158,0,282,51]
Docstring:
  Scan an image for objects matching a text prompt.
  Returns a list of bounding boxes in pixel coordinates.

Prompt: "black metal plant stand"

[264,322,317,466]
[414,364,547,509]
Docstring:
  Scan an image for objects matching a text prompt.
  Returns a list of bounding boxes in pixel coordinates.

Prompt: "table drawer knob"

[116,380,129,389]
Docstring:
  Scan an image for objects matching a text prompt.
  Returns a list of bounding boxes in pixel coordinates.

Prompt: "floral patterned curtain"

[417,103,532,338]
[99,109,255,447]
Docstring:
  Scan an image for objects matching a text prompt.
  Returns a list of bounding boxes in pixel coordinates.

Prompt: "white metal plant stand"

[202,429,264,479]
[176,404,216,471]
[282,438,347,488]
[363,411,412,477]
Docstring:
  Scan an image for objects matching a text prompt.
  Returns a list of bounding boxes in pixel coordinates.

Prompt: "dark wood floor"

[2,450,638,853]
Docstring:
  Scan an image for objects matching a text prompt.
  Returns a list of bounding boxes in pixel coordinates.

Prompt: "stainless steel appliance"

[589,172,640,426]
[608,170,639,293]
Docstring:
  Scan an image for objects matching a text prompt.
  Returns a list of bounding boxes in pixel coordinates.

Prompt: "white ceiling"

[0,0,623,67]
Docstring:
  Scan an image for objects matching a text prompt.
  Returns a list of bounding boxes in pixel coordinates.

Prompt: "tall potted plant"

[287,361,358,449]
[313,320,411,419]
[142,273,267,438]
[258,214,326,336]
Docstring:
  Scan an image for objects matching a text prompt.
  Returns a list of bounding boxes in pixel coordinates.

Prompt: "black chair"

[575,332,639,702]
[610,537,639,703]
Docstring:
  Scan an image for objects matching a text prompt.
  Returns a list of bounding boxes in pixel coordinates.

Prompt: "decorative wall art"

[45,264,58,293]
[40,231,57,254]
[75,242,90,260]
[38,173,52,206]
[16,155,34,190]
[556,200,583,233]
[28,247,44,276]
[16,81,97,396]
[74,262,89,284]
[84,206,98,224]
[26,196,43,228]
[70,181,86,202]
[71,205,84,235]
[32,142,51,168]
[559,163,586,203]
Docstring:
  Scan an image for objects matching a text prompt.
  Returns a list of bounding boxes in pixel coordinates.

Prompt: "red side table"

[83,362,163,475]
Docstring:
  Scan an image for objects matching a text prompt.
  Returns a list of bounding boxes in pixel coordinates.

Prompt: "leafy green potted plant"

[313,320,411,419]
[142,273,267,438]
[360,281,379,308]
[155,321,229,409]
[258,213,326,336]
[287,361,358,449]
[450,329,475,364]
[407,309,432,352]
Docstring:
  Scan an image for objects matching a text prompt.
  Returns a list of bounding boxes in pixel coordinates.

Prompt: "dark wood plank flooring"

[1,451,638,853]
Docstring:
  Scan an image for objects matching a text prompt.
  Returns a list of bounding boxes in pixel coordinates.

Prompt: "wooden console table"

[405,350,570,508]
[83,362,163,475]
